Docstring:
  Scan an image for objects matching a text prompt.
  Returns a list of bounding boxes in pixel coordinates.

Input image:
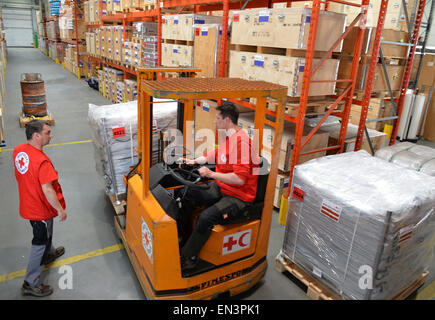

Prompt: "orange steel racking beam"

[277,0,370,225]
[353,0,427,150]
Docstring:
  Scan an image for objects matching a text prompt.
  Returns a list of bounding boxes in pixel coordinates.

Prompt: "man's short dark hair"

[25,120,50,140]
[216,101,239,125]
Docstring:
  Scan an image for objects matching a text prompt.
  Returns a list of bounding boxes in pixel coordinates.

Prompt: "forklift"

[114,67,287,299]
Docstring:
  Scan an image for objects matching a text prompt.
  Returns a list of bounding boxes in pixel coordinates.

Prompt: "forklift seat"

[220,157,270,225]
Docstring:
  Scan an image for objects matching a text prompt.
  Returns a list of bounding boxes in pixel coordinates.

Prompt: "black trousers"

[180,182,249,258]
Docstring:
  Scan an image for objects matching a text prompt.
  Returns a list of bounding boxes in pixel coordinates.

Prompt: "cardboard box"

[341,27,409,58]
[162,43,194,67]
[124,79,137,101]
[322,123,387,154]
[229,50,339,97]
[349,99,394,132]
[411,53,435,89]
[162,14,222,41]
[193,24,229,77]
[231,7,346,52]
[113,0,122,12]
[338,56,405,91]
[423,90,435,142]
[237,112,329,172]
[329,0,406,30]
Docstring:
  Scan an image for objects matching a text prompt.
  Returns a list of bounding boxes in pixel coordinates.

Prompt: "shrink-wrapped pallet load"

[375,142,435,176]
[88,100,178,195]
[280,150,435,299]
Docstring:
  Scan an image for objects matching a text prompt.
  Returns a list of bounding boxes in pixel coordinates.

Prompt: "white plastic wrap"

[374,141,415,161]
[88,99,178,195]
[391,150,434,171]
[375,142,435,175]
[420,159,435,176]
[282,150,435,300]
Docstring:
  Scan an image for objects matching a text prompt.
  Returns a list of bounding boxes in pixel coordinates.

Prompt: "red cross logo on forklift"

[223,236,238,251]
[144,232,150,246]
[222,230,252,255]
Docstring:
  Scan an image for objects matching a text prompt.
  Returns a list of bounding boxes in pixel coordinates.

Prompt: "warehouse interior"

[0,0,435,301]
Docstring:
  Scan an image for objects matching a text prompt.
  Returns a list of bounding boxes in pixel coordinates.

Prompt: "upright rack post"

[278,0,371,225]
[354,0,389,152]
[389,0,427,145]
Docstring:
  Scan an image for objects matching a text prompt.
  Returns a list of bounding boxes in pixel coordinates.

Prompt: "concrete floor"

[0,48,433,300]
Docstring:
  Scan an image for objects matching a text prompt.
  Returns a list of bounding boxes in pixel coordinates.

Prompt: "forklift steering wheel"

[167,166,211,190]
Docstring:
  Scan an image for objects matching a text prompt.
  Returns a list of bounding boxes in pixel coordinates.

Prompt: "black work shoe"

[22,281,53,297]
[181,256,198,271]
[42,246,65,265]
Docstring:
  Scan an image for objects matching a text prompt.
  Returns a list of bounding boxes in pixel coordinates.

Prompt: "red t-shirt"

[206,129,260,202]
[13,143,66,221]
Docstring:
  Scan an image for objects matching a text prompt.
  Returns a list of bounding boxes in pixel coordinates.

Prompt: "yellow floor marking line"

[414,280,435,300]
[1,139,93,152]
[0,243,124,284]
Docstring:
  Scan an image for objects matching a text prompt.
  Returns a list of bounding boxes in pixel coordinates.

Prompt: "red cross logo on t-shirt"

[15,152,30,175]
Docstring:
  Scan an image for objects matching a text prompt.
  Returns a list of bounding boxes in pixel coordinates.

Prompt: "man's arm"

[198,167,245,185]
[41,182,67,221]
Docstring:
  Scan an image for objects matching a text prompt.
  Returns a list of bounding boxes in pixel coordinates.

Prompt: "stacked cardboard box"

[337,27,408,93]
[162,14,222,67]
[328,0,407,30]
[59,3,86,41]
[143,36,158,67]
[229,7,345,97]
[116,81,125,103]
[124,79,137,101]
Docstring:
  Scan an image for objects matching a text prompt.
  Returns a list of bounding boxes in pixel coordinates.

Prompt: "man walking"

[13,120,66,297]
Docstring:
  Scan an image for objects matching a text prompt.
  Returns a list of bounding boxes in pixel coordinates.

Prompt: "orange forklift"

[114,67,287,299]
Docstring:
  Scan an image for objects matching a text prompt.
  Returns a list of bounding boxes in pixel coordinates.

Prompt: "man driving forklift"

[178,101,261,271]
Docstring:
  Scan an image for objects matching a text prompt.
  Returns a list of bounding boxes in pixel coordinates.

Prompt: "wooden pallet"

[163,39,194,46]
[108,193,126,215]
[337,87,401,101]
[132,37,143,44]
[276,252,429,300]
[250,96,345,117]
[19,111,55,128]
[144,4,156,10]
[126,7,142,13]
[231,44,332,59]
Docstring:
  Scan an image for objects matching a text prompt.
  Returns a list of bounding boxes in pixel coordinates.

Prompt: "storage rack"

[43,1,427,225]
[353,0,428,151]
[85,0,371,224]
[47,16,62,64]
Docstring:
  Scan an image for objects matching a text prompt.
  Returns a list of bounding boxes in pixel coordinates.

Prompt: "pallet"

[19,111,55,128]
[275,252,429,300]
[251,96,345,118]
[144,4,156,10]
[231,44,333,59]
[338,88,401,101]
[163,39,194,46]
[132,37,143,44]
[125,7,142,13]
[108,193,127,214]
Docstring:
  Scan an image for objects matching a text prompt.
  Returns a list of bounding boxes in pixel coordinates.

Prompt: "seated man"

[179,101,260,270]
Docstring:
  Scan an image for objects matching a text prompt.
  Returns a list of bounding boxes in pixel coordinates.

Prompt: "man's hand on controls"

[177,157,195,167]
[198,166,214,179]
